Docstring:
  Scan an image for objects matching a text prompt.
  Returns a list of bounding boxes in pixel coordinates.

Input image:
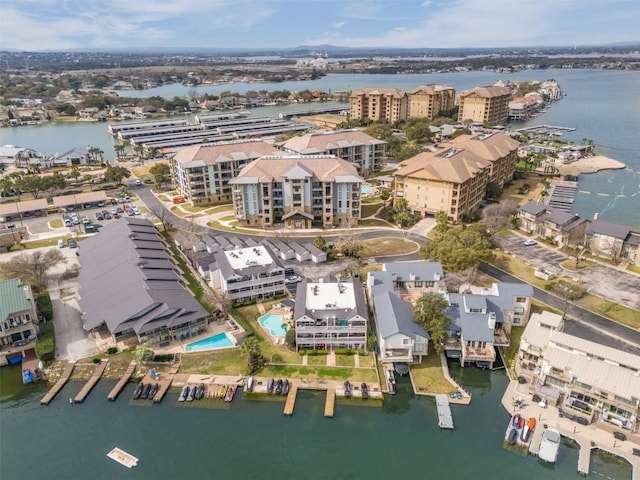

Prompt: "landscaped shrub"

[151,354,174,363]
[107,347,118,355]
[35,322,55,362]
[92,357,101,364]
[36,291,53,322]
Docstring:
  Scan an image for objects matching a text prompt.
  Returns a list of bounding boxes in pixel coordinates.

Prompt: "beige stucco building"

[229,155,364,229]
[457,85,512,125]
[408,84,456,119]
[349,88,408,123]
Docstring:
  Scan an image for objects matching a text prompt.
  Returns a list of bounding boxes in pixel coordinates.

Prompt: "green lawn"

[179,349,246,375]
[50,218,64,228]
[410,352,456,394]
[260,365,379,383]
[335,354,355,367]
[501,326,524,377]
[358,219,394,228]
[360,237,417,257]
[361,202,383,218]
[306,355,329,366]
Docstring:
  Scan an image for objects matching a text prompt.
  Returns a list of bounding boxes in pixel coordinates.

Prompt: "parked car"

[95,213,104,221]
[127,209,135,216]
[613,431,627,441]
[64,220,73,227]
[97,201,105,207]
[285,276,302,285]
[6,223,16,229]
[116,207,124,214]
[524,240,537,246]
[81,217,91,225]
[67,238,77,248]
[57,239,65,248]
[132,207,141,215]
[104,212,112,219]
[134,179,142,186]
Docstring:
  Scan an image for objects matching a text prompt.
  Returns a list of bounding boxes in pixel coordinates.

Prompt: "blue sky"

[1,0,638,51]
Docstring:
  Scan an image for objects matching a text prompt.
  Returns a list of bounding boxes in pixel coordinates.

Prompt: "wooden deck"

[435,394,454,429]
[324,388,335,418]
[577,437,591,476]
[153,375,174,403]
[528,423,544,455]
[40,362,75,405]
[73,360,108,403]
[107,361,137,401]
[283,385,298,416]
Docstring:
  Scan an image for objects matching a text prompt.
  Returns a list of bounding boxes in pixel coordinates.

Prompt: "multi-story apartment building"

[450,132,520,187]
[508,96,541,121]
[294,278,368,352]
[457,85,512,125]
[408,84,456,119]
[170,140,283,205]
[208,245,286,304]
[281,130,387,175]
[393,147,491,223]
[229,155,364,229]
[349,87,408,123]
[0,278,39,366]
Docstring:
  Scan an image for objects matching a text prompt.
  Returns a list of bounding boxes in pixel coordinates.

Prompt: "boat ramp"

[435,395,454,429]
[40,362,75,405]
[107,447,139,468]
[73,359,108,403]
[107,361,137,401]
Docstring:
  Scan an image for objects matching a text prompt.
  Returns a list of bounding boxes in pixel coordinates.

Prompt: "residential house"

[229,155,364,229]
[0,145,42,168]
[393,146,491,223]
[349,87,408,123]
[450,132,520,188]
[294,278,368,351]
[281,130,386,175]
[586,220,640,265]
[518,201,590,247]
[458,85,512,125]
[517,310,564,385]
[170,140,284,206]
[0,278,40,366]
[408,84,456,119]
[51,147,94,167]
[208,245,286,303]
[78,218,209,350]
[508,96,541,121]
[517,200,548,234]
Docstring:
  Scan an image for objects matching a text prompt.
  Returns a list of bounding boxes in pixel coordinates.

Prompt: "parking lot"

[494,234,568,267]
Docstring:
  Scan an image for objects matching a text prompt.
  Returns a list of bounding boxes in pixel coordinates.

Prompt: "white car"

[134,179,142,186]
[132,207,141,215]
[524,239,537,246]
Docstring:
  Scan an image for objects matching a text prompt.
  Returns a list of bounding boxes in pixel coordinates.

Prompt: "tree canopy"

[421,225,495,274]
[0,249,66,292]
[413,292,451,354]
[149,162,171,188]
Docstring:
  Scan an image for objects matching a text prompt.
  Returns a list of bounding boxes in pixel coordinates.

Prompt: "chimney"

[488,312,496,330]
[409,272,416,281]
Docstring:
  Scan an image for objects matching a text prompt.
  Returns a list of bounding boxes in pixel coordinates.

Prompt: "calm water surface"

[1,69,638,226]
[0,363,631,480]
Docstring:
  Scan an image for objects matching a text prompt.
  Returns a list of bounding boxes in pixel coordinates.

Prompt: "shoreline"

[556,155,626,176]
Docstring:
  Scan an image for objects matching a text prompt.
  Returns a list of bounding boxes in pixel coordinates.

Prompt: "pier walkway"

[73,360,108,403]
[528,423,545,456]
[40,362,75,405]
[107,361,137,401]
[435,394,454,429]
[324,388,335,418]
[283,385,298,416]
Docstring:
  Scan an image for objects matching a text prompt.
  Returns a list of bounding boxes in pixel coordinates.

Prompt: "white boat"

[246,376,254,392]
[538,428,561,463]
[107,447,139,468]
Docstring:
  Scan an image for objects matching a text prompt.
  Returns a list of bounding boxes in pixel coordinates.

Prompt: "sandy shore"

[556,155,626,176]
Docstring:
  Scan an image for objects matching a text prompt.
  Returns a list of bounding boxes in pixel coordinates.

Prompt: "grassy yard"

[306,355,329,366]
[360,237,418,257]
[50,218,64,228]
[358,219,394,228]
[260,365,379,383]
[359,264,383,281]
[207,204,234,214]
[131,163,168,178]
[361,196,382,204]
[179,349,246,375]
[361,201,383,218]
[218,215,236,222]
[335,354,355,367]
[410,353,456,395]
[627,264,640,274]
[501,326,525,378]
[178,203,214,213]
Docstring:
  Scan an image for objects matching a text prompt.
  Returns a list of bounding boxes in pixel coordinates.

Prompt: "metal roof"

[373,290,430,340]
[0,278,33,321]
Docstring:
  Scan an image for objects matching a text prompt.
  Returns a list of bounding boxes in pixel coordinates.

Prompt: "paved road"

[479,263,640,354]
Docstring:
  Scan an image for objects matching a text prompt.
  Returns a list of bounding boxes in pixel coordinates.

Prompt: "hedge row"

[36,292,53,322]
[36,321,55,363]
[303,348,365,356]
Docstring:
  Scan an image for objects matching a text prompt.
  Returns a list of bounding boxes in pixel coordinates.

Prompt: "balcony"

[463,346,496,362]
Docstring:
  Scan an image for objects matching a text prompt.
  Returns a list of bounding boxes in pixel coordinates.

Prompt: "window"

[414,281,423,287]
[403,338,410,345]
[516,297,527,303]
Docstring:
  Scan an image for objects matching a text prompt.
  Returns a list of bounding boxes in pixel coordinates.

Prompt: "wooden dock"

[153,374,174,403]
[107,447,139,468]
[40,362,75,405]
[283,384,298,416]
[435,395,454,429]
[577,437,591,476]
[528,423,544,455]
[324,388,335,418]
[73,360,108,403]
[107,361,137,401]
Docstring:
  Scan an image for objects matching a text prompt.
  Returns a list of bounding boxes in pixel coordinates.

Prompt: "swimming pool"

[185,332,234,352]
[258,313,287,337]
[361,185,373,195]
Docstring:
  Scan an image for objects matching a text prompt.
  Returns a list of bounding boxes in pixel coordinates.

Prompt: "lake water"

[0,363,632,480]
[1,69,638,226]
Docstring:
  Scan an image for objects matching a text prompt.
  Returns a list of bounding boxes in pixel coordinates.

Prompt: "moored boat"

[178,385,189,402]
[282,379,290,395]
[518,417,525,429]
[23,369,33,384]
[507,428,518,445]
[140,383,152,400]
[186,385,196,402]
[224,385,236,402]
[344,380,352,397]
[512,414,521,427]
[133,383,144,400]
[246,376,255,393]
[195,383,205,400]
[267,377,274,393]
[538,428,561,463]
[148,383,159,400]
[275,379,283,395]
[361,382,369,399]
[218,384,227,398]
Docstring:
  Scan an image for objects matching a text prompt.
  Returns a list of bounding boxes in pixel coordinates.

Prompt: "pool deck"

[258,308,292,344]
[154,320,243,355]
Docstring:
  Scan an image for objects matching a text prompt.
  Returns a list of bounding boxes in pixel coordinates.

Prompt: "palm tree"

[133,343,154,363]
[239,335,262,374]
[114,143,125,160]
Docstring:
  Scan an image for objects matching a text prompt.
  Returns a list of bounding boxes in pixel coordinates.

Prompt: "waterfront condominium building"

[457,85,512,125]
[393,146,491,223]
[408,84,456,119]
[294,278,368,352]
[349,87,408,123]
[280,130,387,175]
[229,155,364,229]
[208,245,286,304]
[170,140,284,206]
[450,132,520,187]
[0,278,39,366]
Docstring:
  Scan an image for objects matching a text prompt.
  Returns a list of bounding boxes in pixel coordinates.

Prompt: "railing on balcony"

[464,346,496,361]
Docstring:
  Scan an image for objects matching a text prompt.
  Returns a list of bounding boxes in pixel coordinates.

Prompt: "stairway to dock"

[283,385,298,416]
[41,362,75,405]
[324,388,335,418]
[73,360,108,403]
[107,361,137,401]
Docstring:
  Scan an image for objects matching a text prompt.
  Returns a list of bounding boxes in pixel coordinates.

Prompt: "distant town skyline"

[0,0,638,52]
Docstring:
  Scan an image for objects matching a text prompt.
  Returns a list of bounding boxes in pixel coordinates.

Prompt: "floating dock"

[283,384,298,416]
[324,388,335,418]
[528,421,544,454]
[107,361,137,401]
[73,360,108,403]
[40,362,75,405]
[577,436,591,476]
[435,394,454,429]
[107,447,139,468]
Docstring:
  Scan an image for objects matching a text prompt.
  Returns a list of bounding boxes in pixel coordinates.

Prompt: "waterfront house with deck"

[78,218,209,350]
[518,201,589,247]
[0,278,40,366]
[208,245,286,304]
[294,278,368,352]
[586,220,640,266]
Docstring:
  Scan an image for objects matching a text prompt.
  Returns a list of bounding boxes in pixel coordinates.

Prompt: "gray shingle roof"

[374,290,430,340]
[519,200,547,216]
[382,261,444,282]
[587,219,637,240]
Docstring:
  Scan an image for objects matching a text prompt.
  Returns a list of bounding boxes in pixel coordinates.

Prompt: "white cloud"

[340,0,387,20]
[333,21,346,29]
